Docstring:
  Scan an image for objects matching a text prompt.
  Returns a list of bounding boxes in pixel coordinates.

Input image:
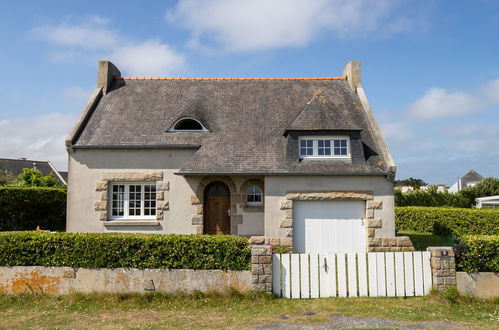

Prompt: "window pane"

[318,139,331,156]
[144,184,156,216]
[111,184,125,216]
[300,139,314,156]
[333,139,348,156]
[128,185,142,216]
[246,186,263,204]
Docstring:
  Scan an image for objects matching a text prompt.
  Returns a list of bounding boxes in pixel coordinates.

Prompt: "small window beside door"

[246,186,263,206]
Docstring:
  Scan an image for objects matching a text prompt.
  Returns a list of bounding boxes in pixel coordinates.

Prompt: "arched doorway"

[204,181,231,235]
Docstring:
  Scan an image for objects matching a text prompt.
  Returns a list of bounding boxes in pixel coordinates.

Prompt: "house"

[399,186,414,193]
[66,60,412,253]
[420,184,447,193]
[475,196,499,209]
[448,170,484,193]
[0,157,67,185]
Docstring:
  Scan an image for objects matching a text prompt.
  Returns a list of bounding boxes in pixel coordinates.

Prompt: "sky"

[0,0,498,185]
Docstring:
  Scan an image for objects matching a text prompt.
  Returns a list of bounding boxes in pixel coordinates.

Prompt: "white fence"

[272,252,432,298]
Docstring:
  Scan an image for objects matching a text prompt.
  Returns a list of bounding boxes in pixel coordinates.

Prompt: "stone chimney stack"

[97,61,121,94]
[342,61,362,92]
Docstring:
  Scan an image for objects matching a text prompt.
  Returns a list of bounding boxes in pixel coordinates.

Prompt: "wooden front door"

[204,181,231,235]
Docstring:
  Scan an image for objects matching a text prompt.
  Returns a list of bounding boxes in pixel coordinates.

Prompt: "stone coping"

[103,220,161,226]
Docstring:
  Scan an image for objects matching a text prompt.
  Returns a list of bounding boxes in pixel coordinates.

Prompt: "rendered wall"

[0,266,251,294]
[67,149,265,235]
[67,149,198,233]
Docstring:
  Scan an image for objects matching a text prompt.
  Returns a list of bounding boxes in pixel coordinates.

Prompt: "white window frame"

[109,182,157,220]
[246,186,263,207]
[170,117,209,132]
[299,136,350,159]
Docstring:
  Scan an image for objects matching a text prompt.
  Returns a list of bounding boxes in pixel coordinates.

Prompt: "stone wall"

[0,245,273,295]
[457,272,499,299]
[427,247,456,291]
[250,245,273,293]
[0,266,251,295]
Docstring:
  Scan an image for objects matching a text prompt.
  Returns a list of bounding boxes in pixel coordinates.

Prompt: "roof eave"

[71,144,201,149]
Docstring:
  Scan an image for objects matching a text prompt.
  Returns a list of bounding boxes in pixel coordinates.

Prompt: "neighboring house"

[66,60,407,253]
[475,196,499,209]
[0,157,67,185]
[399,186,414,193]
[420,184,447,193]
[448,170,484,193]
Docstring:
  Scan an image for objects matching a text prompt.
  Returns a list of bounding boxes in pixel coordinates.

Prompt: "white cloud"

[33,16,186,76]
[407,87,478,120]
[407,78,499,120]
[34,20,120,51]
[111,40,185,77]
[0,113,77,171]
[166,0,426,52]
[380,121,414,144]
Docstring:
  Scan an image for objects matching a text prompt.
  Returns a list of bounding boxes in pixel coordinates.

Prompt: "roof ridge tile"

[117,77,346,81]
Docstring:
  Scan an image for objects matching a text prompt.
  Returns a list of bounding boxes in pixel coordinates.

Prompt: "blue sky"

[0,0,498,184]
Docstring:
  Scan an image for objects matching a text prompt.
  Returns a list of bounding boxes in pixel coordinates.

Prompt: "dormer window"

[171,117,208,132]
[299,136,350,159]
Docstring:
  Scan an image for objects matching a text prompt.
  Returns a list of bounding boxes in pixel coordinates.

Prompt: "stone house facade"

[66,60,412,253]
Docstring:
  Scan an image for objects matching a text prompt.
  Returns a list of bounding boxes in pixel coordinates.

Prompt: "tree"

[458,177,499,207]
[15,168,58,187]
[0,171,16,186]
[394,177,427,188]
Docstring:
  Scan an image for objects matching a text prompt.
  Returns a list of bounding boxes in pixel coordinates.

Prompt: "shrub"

[0,232,251,271]
[15,168,59,187]
[455,235,499,273]
[458,177,499,208]
[394,188,468,208]
[395,207,499,236]
[0,187,66,231]
[394,177,499,208]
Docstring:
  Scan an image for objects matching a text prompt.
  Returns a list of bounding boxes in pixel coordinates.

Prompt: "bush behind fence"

[0,187,66,231]
[395,206,499,236]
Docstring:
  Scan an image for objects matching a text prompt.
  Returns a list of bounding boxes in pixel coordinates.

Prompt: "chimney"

[97,61,121,94]
[342,61,362,92]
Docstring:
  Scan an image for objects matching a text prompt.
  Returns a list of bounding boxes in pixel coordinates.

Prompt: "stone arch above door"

[190,175,241,235]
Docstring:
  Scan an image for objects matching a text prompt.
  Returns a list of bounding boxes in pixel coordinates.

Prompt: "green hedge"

[0,187,66,231]
[394,189,468,208]
[395,206,499,236]
[0,232,251,271]
[455,235,499,273]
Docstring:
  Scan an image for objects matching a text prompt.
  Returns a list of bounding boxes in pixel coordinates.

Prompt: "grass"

[397,230,456,251]
[0,290,497,329]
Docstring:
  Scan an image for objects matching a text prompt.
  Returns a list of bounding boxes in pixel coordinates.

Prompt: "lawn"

[397,230,456,251]
[0,290,497,329]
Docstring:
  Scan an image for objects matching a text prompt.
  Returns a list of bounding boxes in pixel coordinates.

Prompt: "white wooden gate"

[272,252,432,298]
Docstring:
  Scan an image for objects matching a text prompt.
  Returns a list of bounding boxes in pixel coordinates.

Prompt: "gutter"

[71,144,200,149]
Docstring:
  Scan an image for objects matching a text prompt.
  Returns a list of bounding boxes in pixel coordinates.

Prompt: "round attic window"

[172,117,206,131]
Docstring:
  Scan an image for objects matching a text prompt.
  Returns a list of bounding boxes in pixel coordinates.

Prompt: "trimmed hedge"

[455,235,499,273]
[0,232,251,271]
[395,189,468,208]
[395,207,499,236]
[0,187,66,231]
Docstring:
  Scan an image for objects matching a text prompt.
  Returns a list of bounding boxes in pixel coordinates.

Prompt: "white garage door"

[294,200,365,253]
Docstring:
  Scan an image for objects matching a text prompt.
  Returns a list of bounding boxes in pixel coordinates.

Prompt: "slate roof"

[0,158,66,185]
[461,170,484,184]
[74,77,390,175]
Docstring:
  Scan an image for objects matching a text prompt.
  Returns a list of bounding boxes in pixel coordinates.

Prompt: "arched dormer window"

[171,117,208,132]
